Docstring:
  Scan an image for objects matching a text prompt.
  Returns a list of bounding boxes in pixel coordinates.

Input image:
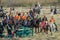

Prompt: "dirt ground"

[0,7,60,40]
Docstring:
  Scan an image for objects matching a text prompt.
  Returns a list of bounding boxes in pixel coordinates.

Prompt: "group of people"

[0,4,58,38]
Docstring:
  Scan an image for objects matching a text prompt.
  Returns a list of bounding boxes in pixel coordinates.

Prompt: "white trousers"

[50,22,56,32]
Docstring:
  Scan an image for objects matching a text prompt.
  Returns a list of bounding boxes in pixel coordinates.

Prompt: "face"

[44,15,46,18]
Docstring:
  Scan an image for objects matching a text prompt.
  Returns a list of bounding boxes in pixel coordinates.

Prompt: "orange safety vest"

[14,15,21,20]
[21,16,26,20]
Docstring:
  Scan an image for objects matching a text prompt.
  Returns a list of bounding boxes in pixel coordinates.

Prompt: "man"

[54,7,57,14]
[2,17,7,27]
[49,16,56,35]
[0,22,4,38]
[21,12,27,20]
[29,8,34,19]
[0,6,4,17]
[14,12,21,25]
[7,24,12,38]
[35,17,41,33]
[33,3,41,14]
